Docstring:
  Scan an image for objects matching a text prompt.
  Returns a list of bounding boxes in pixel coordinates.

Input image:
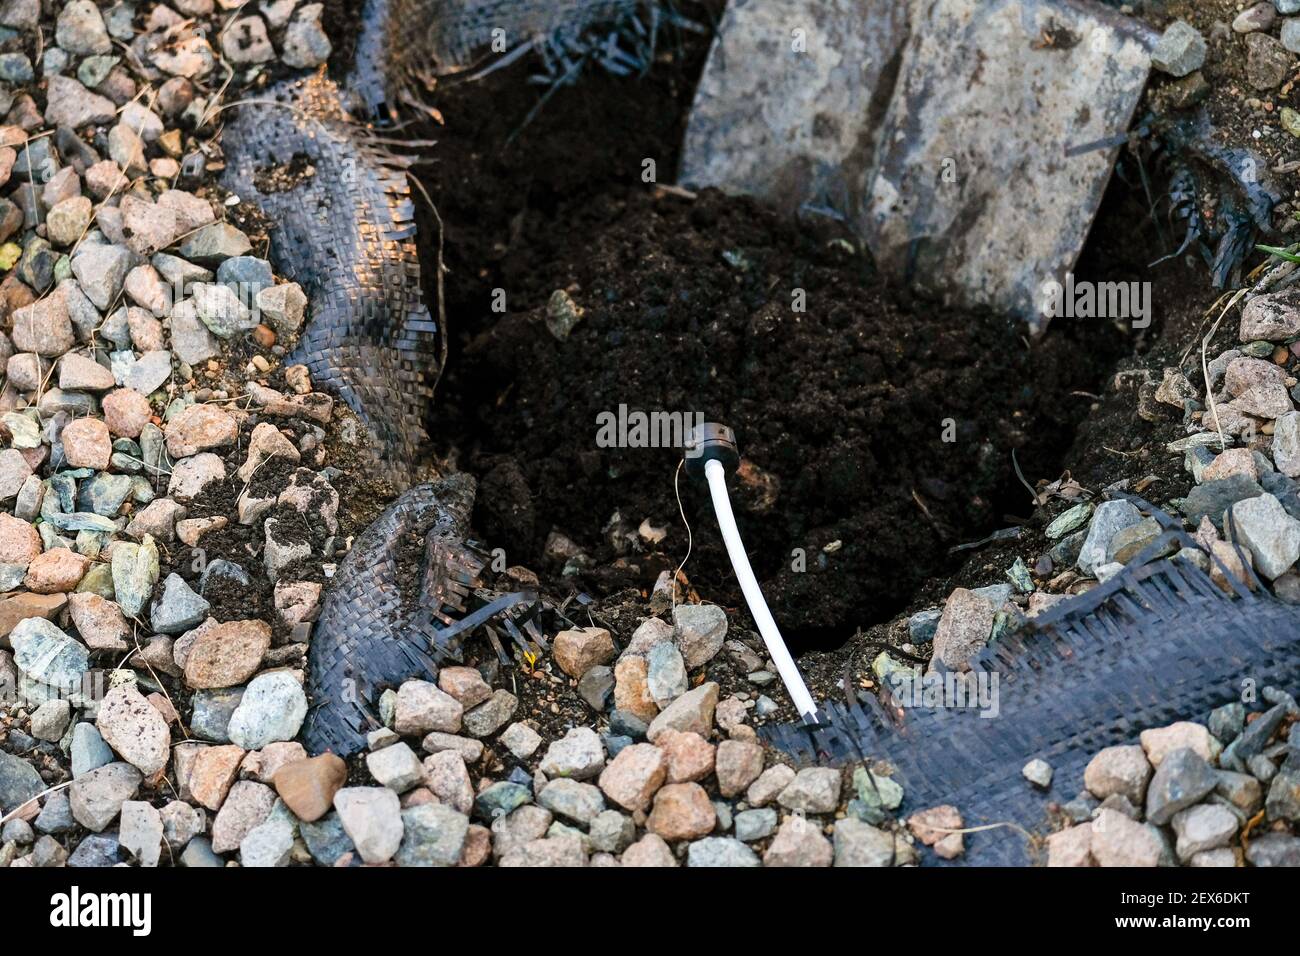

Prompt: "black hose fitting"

[684,421,739,481]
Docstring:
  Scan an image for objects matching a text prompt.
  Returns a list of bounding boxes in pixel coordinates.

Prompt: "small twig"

[1011,448,1037,504]
[914,820,1037,842]
[1201,288,1248,453]
[654,183,698,201]
[199,96,318,126]
[0,779,74,826]
[408,173,449,387]
[127,624,191,741]
[855,640,930,666]
[237,442,276,500]
[910,488,942,535]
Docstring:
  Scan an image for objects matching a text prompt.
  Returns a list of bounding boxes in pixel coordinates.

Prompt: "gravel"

[1084,744,1153,806]
[734,807,778,841]
[95,684,170,775]
[646,640,688,705]
[333,787,404,864]
[394,679,463,736]
[423,750,473,812]
[149,572,210,633]
[365,742,426,793]
[394,803,470,867]
[9,616,88,690]
[281,3,332,68]
[930,586,997,671]
[35,790,76,834]
[0,0,1292,875]
[1151,20,1207,76]
[0,748,45,814]
[462,689,518,737]
[225,670,308,749]
[687,836,760,867]
[1227,492,1300,578]
[499,721,542,759]
[833,818,913,867]
[210,780,275,854]
[119,800,163,867]
[672,603,728,668]
[647,681,718,741]
[778,767,843,814]
[29,698,71,741]
[1077,499,1143,574]
[1172,803,1239,861]
[538,778,606,826]
[69,762,141,832]
[239,816,295,868]
[537,726,606,780]
[69,722,114,778]
[1022,758,1053,789]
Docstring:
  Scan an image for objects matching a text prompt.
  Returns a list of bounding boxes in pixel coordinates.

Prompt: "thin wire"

[671,459,692,614]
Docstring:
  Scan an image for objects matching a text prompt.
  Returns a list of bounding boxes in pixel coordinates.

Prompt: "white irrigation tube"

[703,457,820,723]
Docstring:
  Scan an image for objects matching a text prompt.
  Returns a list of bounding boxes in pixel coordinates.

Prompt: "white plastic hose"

[704,458,820,722]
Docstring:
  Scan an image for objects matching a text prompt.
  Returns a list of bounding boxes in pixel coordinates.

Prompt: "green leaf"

[1256,244,1300,264]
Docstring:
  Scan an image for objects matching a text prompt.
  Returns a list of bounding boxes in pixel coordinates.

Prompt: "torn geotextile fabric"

[761,502,1300,865]
[386,0,641,75]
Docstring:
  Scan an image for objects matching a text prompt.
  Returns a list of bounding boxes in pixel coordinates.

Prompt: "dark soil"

[306,0,1271,734]
[783,118,1233,712]
[299,0,1236,736]
[442,188,1132,638]
[418,11,1131,645]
